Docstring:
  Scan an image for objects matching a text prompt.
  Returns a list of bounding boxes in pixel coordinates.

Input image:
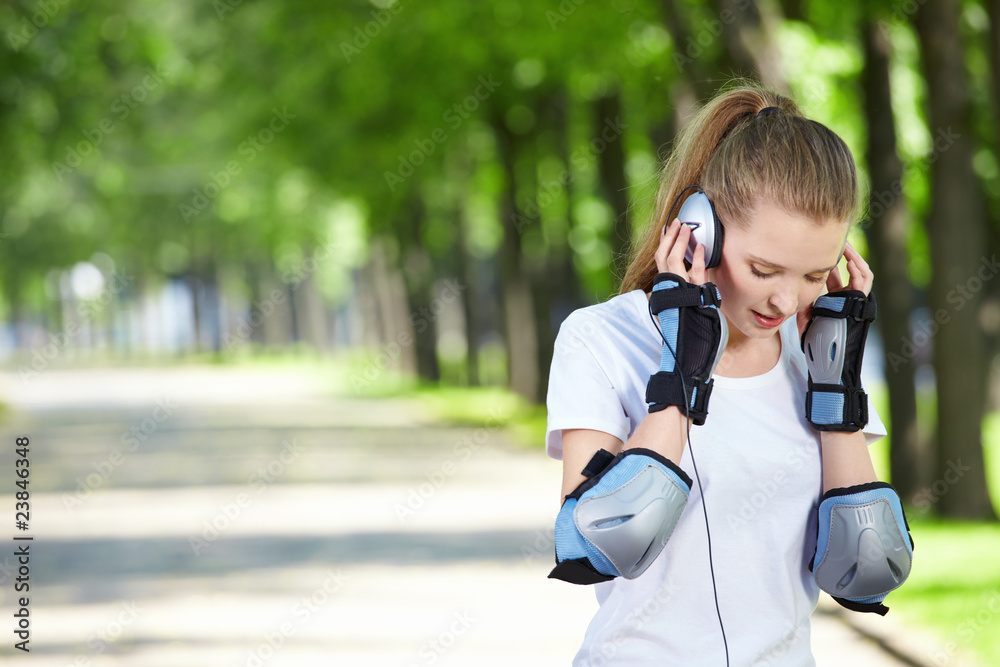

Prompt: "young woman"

[545,83,913,665]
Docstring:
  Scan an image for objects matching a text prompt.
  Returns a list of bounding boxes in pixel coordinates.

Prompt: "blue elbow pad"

[550,448,692,585]
[812,482,914,615]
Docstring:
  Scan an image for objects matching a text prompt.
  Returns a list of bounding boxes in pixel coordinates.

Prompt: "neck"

[716,315,782,378]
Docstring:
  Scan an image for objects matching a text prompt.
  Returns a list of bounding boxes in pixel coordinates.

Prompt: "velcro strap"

[813,291,877,322]
[806,383,868,431]
[645,372,715,426]
[833,596,889,616]
[649,283,721,315]
[581,449,616,479]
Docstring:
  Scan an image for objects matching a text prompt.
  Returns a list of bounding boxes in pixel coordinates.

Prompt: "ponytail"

[618,80,859,296]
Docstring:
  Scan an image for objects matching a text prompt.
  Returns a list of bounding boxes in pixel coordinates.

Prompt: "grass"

[888,518,1000,665]
[409,385,549,449]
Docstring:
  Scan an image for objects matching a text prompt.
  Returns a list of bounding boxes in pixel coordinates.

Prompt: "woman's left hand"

[796,242,875,338]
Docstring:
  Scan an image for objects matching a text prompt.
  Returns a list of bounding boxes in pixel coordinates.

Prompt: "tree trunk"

[660,0,721,103]
[712,0,788,92]
[401,198,441,384]
[493,113,539,403]
[914,0,996,519]
[292,262,328,353]
[594,90,632,283]
[547,86,586,317]
[981,0,1000,409]
[860,20,923,501]
[187,273,204,353]
[456,194,481,386]
[258,260,293,348]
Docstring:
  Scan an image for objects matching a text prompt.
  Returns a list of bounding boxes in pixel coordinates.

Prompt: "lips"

[752,310,784,328]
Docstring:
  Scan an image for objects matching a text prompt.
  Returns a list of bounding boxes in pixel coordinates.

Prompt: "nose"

[768,281,797,318]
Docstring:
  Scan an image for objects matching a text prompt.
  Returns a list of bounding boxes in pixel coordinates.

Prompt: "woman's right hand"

[654,218,707,285]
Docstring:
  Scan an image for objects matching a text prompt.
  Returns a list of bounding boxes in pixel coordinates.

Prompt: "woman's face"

[708,201,848,341]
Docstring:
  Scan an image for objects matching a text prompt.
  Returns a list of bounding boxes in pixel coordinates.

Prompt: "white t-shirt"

[545,289,887,667]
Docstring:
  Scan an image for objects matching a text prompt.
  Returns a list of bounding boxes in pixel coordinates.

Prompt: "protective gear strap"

[645,372,714,424]
[648,282,722,312]
[812,482,914,615]
[646,273,728,425]
[811,294,877,322]
[550,448,692,585]
[802,290,875,431]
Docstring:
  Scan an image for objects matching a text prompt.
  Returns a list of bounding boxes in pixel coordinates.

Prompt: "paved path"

[0,365,968,666]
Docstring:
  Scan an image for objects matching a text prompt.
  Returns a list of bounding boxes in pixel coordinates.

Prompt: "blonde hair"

[618,81,861,295]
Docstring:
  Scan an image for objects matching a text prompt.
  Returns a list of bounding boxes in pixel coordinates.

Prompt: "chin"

[740,322,782,339]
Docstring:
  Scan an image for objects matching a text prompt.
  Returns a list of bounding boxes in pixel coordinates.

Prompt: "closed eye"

[753,265,828,284]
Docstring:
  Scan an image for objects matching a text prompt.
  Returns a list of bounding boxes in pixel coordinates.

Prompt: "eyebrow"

[748,254,839,273]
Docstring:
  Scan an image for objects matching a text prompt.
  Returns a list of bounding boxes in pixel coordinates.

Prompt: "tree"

[914,0,996,519]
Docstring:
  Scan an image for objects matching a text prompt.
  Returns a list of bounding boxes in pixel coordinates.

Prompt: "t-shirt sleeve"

[544,311,631,460]
[861,382,888,446]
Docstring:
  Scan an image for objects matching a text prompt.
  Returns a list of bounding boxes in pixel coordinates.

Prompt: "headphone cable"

[649,307,730,667]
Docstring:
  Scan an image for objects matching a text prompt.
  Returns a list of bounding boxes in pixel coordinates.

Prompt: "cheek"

[799,284,825,311]
[713,261,751,303]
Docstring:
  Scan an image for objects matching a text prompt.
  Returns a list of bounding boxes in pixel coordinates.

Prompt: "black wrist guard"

[645,273,728,425]
[801,290,877,431]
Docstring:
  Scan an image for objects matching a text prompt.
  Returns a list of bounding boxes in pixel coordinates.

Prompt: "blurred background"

[0,0,998,665]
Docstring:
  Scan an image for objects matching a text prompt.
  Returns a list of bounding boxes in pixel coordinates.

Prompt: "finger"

[689,243,706,285]
[655,218,682,273]
[845,258,860,289]
[826,259,844,293]
[847,259,874,296]
[845,246,874,294]
[666,223,692,277]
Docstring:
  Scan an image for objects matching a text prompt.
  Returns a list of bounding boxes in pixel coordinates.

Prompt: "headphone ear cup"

[679,190,723,269]
[704,195,724,269]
